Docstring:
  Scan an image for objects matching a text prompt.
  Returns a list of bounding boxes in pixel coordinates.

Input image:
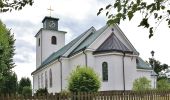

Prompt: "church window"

[38,75,40,89]
[51,36,57,45]
[45,71,48,88]
[102,62,108,81]
[49,69,53,87]
[41,73,44,88]
[38,38,40,46]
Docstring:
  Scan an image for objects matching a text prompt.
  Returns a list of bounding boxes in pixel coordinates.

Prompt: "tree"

[68,66,101,92]
[97,0,170,38]
[149,58,169,77]
[157,79,170,90]
[0,0,33,12]
[0,20,17,94]
[0,20,15,79]
[0,72,18,94]
[18,77,31,94]
[132,77,151,91]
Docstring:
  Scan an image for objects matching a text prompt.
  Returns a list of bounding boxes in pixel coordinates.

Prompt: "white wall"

[41,30,65,63]
[36,30,42,68]
[94,54,124,91]
[35,29,65,68]
[33,61,62,93]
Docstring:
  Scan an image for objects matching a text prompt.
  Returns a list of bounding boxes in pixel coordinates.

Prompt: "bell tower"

[35,16,67,68]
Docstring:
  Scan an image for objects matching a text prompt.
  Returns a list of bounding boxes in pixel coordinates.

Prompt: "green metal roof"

[136,57,152,70]
[69,25,108,56]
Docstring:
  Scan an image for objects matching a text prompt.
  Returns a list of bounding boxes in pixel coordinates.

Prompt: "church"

[31,16,155,93]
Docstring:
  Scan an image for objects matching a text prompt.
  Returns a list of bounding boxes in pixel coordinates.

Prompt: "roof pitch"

[136,57,152,70]
[69,25,108,56]
[94,33,132,54]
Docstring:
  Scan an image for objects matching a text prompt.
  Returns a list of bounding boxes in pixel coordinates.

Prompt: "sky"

[1,0,170,81]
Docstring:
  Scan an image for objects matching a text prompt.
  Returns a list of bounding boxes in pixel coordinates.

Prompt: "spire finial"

[47,6,54,17]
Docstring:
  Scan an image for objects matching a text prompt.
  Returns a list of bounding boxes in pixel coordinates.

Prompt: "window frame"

[51,36,57,45]
[49,69,53,87]
[102,62,108,82]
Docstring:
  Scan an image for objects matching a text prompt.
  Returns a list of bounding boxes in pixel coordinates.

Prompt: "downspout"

[122,52,126,92]
[58,56,63,91]
[83,48,87,67]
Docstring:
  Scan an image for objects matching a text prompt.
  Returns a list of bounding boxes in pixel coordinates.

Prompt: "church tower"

[35,16,67,68]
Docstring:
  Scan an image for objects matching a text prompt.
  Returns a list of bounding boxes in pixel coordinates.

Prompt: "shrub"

[68,66,101,92]
[22,86,32,96]
[35,88,48,95]
[132,77,151,91]
[157,79,170,90]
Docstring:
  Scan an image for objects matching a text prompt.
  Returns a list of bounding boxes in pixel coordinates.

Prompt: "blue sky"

[1,0,170,80]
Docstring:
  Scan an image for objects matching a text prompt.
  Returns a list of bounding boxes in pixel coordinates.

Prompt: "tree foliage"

[98,0,170,38]
[132,77,151,91]
[0,20,17,94]
[0,20,15,79]
[18,77,31,94]
[149,58,169,77]
[68,66,101,92]
[0,72,18,94]
[22,86,32,96]
[157,79,170,90]
[0,0,33,12]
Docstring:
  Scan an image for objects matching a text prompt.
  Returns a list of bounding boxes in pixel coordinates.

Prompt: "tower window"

[38,38,40,46]
[51,36,57,45]
[102,62,108,81]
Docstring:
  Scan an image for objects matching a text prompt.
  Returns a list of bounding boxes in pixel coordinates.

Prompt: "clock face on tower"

[48,20,56,28]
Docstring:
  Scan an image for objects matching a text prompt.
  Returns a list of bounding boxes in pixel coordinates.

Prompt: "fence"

[1,90,170,100]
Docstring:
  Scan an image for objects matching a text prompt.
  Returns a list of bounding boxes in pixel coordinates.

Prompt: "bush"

[35,88,48,95]
[157,79,170,90]
[132,77,151,91]
[22,86,32,96]
[68,66,101,92]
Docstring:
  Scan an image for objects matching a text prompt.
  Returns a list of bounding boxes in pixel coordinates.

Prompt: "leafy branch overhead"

[97,0,170,38]
[0,0,33,12]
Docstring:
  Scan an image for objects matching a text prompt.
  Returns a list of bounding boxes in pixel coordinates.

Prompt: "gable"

[93,33,133,54]
[88,24,139,55]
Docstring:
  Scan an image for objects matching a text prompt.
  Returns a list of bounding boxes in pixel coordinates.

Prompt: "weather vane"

[47,6,54,17]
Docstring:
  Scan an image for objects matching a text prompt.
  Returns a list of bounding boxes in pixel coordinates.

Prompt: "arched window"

[41,73,44,88]
[102,62,108,81]
[49,69,53,87]
[45,71,48,88]
[51,36,57,45]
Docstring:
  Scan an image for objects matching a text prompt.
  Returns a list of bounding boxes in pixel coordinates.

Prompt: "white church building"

[32,16,155,93]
